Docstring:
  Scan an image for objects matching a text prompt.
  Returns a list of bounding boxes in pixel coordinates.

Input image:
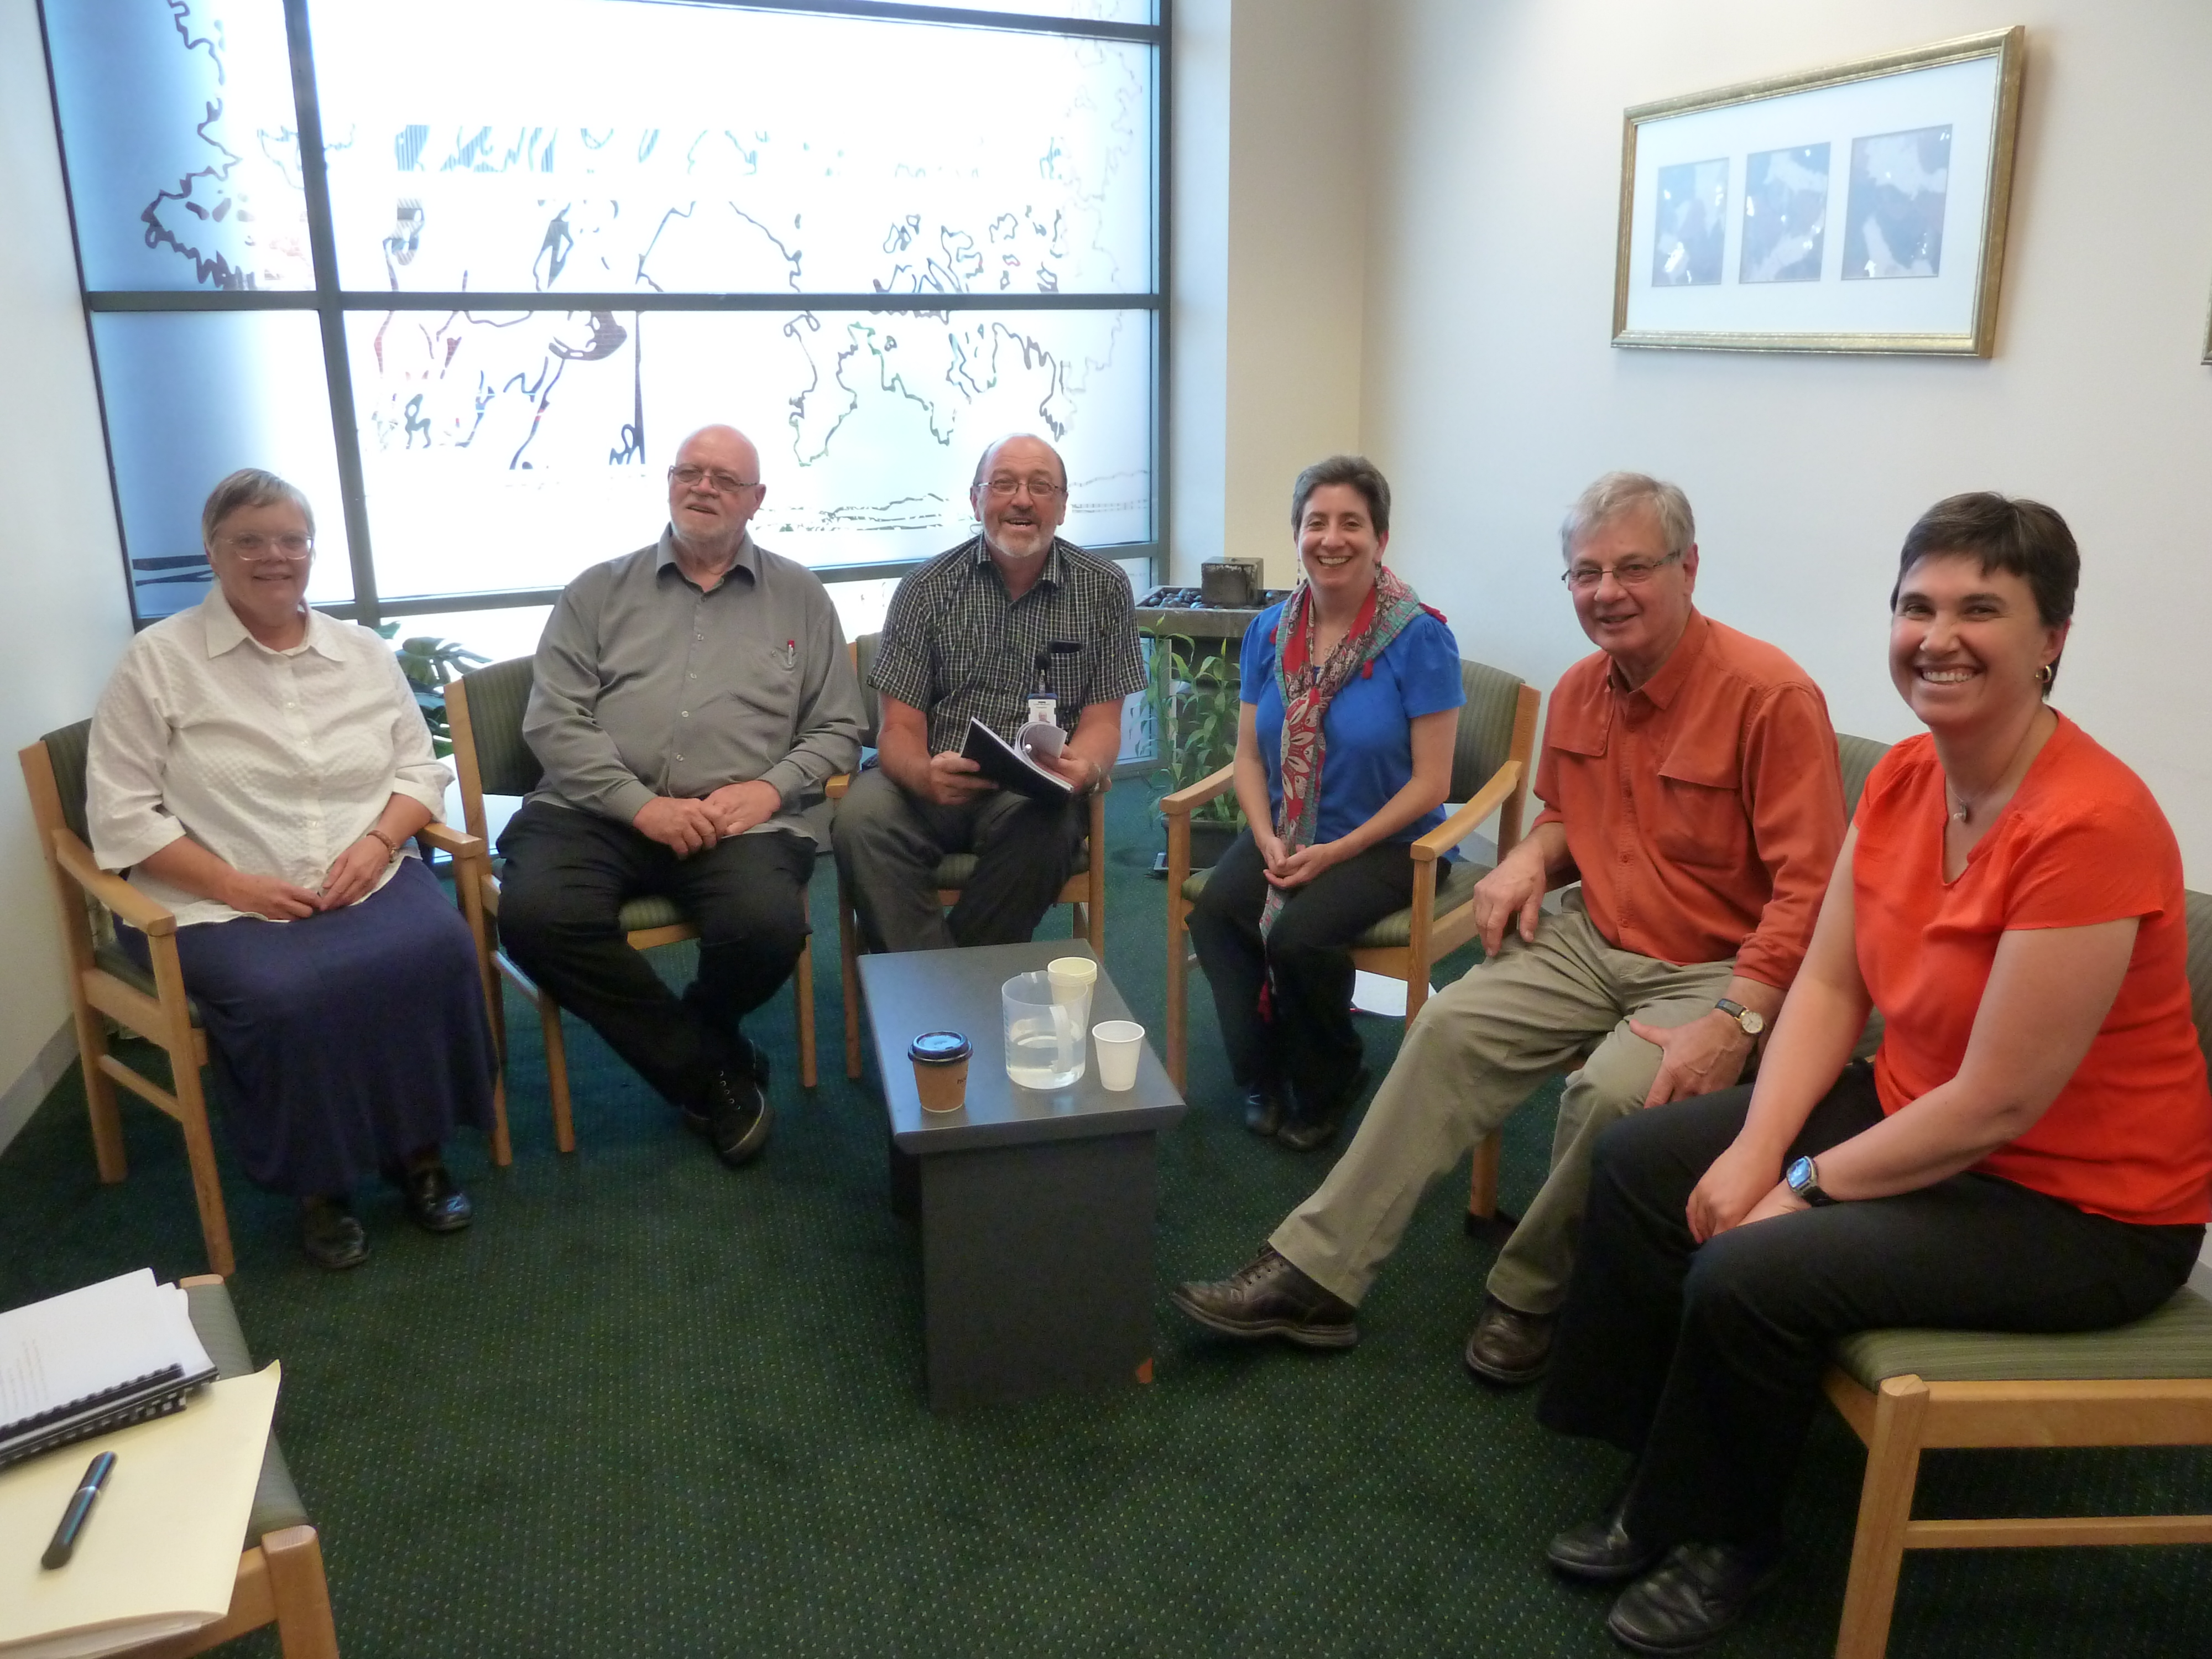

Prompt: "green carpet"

[4,787,2209,1656]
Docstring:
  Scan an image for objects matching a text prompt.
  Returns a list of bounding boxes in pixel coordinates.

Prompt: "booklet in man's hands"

[961,716,1076,802]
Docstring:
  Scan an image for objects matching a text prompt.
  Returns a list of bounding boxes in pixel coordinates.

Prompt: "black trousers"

[1186,828,1417,1113]
[1537,1063,2203,1550]
[495,801,816,1110]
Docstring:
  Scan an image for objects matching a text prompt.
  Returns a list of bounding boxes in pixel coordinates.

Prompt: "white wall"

[0,0,139,1141]
[1361,0,2212,878]
[1172,0,1371,587]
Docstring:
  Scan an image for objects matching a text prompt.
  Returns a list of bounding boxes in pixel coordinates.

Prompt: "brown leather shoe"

[1547,1503,1660,1583]
[1170,1245,1360,1349]
[1606,1543,1782,1655]
[1463,1295,1556,1385]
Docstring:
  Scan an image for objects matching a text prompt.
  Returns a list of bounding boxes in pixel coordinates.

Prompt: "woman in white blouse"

[88,469,495,1271]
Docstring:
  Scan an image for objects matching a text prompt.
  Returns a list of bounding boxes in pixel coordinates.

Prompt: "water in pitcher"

[1001,971,1086,1089]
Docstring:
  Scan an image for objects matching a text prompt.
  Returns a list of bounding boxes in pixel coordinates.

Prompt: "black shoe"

[685,1064,773,1167]
[1464,1295,1557,1385]
[1242,1083,1286,1137]
[1170,1245,1360,1349]
[393,1161,473,1234]
[1277,1066,1371,1152]
[299,1197,368,1271]
[1606,1544,1782,1655]
[1547,1504,1660,1584]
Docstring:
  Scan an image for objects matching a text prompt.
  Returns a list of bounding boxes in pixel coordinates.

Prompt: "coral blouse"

[1853,717,2212,1226]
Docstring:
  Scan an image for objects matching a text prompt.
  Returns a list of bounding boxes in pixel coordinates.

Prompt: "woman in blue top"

[1187,456,1466,1151]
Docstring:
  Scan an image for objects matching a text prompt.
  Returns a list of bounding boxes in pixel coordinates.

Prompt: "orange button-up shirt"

[1530,611,1844,991]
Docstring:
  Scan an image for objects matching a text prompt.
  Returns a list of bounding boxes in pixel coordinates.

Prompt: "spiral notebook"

[0,1271,216,1474]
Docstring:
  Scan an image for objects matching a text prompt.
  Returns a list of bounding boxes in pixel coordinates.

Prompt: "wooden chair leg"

[1468,1130,1501,1222]
[479,947,514,1168]
[796,935,817,1089]
[1165,896,1189,1092]
[839,870,864,1082]
[173,1059,237,1279]
[538,993,577,1155]
[72,998,128,1182]
[261,1525,341,1659]
[1834,1375,1931,1659]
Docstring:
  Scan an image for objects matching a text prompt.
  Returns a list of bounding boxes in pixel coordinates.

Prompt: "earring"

[2034,662,2055,686]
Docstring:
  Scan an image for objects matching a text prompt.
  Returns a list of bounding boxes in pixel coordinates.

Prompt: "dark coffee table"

[857,939,1186,1410]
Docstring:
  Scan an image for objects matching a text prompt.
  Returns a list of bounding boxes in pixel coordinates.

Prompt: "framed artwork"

[1613,27,2026,356]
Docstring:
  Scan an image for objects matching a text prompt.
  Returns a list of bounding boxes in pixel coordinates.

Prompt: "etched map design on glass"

[45,0,314,291]
[1650,158,1729,287]
[1739,143,1830,284]
[1842,125,1952,280]
[312,0,1155,596]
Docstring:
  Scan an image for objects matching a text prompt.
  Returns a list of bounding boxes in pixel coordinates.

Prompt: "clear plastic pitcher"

[1003,971,1087,1089]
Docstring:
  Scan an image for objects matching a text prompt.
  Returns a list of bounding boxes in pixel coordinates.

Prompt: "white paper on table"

[1352,972,1434,1018]
[0,1364,280,1659]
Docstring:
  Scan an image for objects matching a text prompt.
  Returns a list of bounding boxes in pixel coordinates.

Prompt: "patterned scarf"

[1260,565,1427,939]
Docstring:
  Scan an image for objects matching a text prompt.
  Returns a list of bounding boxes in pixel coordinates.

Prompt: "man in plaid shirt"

[834,434,1145,953]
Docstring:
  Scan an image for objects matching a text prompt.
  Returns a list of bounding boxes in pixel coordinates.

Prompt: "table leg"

[917,1131,1159,1410]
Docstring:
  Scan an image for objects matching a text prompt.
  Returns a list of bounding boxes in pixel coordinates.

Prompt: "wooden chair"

[831,632,1108,1080]
[1162,658,1540,1214]
[1819,883,2212,1657]
[19,723,500,1279]
[122,1275,343,1658]
[445,657,819,1154]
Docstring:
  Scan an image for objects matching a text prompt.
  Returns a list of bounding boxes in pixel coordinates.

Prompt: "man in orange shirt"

[1173,472,1846,1380]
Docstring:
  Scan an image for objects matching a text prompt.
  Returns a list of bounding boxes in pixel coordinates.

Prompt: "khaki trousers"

[1269,896,1738,1314]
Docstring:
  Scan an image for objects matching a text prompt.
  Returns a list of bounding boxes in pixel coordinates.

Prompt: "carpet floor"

[4,787,2209,1656]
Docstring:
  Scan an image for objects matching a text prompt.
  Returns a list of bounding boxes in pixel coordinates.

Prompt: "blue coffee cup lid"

[910,1031,972,1064]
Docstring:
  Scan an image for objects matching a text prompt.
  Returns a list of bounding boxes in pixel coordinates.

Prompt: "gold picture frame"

[1613,27,2026,356]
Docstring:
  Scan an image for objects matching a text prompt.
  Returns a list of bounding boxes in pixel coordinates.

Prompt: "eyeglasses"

[216,531,313,564]
[1562,549,1683,592]
[980,475,1066,499]
[668,463,760,494]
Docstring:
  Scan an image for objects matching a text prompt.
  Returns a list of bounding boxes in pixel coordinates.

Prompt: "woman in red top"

[1532,494,2212,1656]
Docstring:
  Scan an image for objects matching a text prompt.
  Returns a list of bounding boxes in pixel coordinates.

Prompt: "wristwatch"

[1715,997,1766,1037]
[1785,1154,1836,1207]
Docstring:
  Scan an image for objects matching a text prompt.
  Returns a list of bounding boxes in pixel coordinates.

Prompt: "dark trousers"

[495,801,816,1110]
[1186,829,1417,1114]
[1537,1064,2203,1551]
[832,767,1084,954]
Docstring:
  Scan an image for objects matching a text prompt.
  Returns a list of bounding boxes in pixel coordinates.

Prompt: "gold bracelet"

[366,828,401,861]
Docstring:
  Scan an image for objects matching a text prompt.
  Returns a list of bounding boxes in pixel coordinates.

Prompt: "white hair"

[1561,472,1694,560]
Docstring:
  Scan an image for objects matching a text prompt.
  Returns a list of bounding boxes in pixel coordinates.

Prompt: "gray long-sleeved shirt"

[522,529,865,842]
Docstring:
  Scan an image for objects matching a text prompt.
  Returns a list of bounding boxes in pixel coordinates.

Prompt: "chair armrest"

[826,773,851,801]
[53,830,180,936]
[1408,760,1524,865]
[1161,763,1237,817]
[416,822,484,860]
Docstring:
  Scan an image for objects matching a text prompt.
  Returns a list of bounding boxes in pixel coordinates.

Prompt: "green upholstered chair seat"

[935,847,1088,892]
[181,1279,311,1546]
[93,941,204,1026]
[1178,858,1493,950]
[1834,1287,2212,1388]
[617,894,692,935]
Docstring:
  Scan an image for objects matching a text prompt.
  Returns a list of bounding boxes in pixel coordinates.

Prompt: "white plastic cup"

[1047,956,1098,1037]
[1093,1020,1145,1092]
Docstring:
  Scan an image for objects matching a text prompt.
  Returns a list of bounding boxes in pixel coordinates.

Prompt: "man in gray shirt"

[498,424,865,1167]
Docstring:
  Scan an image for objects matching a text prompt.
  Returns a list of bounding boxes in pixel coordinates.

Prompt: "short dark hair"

[1893,492,2078,691]
[1291,455,1391,537]
[201,468,314,551]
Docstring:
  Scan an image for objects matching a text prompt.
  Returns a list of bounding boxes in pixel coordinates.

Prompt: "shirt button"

[681,711,689,718]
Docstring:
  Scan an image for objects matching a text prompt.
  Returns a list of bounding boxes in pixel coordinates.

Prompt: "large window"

[43,0,1163,650]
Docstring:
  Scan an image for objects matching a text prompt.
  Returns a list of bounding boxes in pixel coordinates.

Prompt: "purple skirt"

[122,857,496,1198]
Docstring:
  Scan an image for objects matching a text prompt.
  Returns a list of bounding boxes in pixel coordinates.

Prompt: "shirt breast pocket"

[1652,750,1750,871]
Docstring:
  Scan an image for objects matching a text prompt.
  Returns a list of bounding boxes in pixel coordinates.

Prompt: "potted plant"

[1141,627,1244,869]
[377,628,492,758]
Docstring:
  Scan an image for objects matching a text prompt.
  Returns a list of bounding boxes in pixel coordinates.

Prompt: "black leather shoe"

[395,1161,473,1233]
[1276,1067,1371,1152]
[686,1064,773,1167]
[1547,1505,1660,1583]
[299,1197,368,1271]
[1464,1295,1557,1385]
[1606,1544,1782,1655]
[1242,1083,1286,1137]
[1170,1245,1359,1349]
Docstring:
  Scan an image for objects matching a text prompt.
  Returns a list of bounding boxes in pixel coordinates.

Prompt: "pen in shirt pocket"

[781,639,796,669]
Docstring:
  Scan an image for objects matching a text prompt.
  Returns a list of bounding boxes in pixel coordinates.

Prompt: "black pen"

[41,1451,116,1570]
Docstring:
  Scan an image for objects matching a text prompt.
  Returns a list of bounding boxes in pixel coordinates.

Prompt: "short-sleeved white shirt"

[87,587,452,927]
